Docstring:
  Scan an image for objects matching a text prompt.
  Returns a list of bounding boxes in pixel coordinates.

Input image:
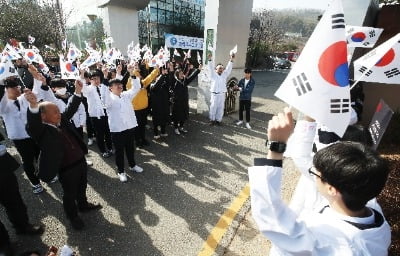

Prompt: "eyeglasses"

[308,167,326,182]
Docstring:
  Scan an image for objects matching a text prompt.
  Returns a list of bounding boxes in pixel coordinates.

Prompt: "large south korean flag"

[275,0,350,137]
[353,33,400,84]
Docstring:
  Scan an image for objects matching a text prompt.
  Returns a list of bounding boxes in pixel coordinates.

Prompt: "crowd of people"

[0,45,258,255]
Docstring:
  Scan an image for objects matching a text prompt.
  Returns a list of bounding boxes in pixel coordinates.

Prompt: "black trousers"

[153,123,166,136]
[0,220,11,254]
[58,159,88,220]
[90,116,112,153]
[173,121,185,129]
[12,138,40,186]
[111,128,136,173]
[0,172,30,232]
[238,100,251,122]
[82,97,95,139]
[134,109,148,144]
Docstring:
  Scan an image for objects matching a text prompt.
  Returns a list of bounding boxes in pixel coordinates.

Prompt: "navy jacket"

[238,77,255,100]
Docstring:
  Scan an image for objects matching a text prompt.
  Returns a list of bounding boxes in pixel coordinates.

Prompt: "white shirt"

[249,164,391,256]
[0,79,45,140]
[208,60,233,93]
[102,77,141,132]
[81,82,107,118]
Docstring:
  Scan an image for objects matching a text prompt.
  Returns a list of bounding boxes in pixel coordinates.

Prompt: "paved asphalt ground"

[0,69,299,255]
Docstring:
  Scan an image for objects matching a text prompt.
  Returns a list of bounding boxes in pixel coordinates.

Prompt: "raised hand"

[74,79,83,94]
[267,107,294,144]
[24,89,38,108]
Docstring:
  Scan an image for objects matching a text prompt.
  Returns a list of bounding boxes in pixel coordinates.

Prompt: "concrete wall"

[197,0,253,116]
[102,6,140,51]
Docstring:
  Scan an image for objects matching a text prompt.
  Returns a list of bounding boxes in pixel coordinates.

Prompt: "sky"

[252,0,330,11]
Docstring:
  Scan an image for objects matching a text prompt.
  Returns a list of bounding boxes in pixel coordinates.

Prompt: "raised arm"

[63,80,83,120]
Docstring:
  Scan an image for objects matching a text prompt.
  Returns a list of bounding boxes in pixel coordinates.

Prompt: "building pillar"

[197,0,253,116]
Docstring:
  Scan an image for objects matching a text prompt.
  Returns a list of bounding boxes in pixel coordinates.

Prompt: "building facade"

[138,0,205,49]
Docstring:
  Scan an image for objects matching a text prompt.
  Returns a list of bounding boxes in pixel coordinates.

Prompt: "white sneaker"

[174,128,180,135]
[88,138,93,146]
[154,135,161,139]
[160,133,168,137]
[236,120,243,126]
[129,165,143,173]
[179,127,188,133]
[86,160,93,166]
[246,123,252,129]
[118,172,128,182]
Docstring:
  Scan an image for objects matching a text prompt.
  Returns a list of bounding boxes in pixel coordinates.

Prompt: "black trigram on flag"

[292,73,312,96]
[369,30,376,38]
[358,66,373,77]
[384,68,400,78]
[331,14,345,29]
[9,67,15,73]
[330,98,350,113]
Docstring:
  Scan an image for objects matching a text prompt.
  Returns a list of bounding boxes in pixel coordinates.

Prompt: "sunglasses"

[308,167,326,182]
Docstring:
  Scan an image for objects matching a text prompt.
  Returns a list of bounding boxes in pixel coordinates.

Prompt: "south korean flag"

[275,0,350,137]
[353,33,400,84]
[346,25,383,48]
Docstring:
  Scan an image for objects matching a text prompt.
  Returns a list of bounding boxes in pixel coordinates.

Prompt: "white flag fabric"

[0,59,18,80]
[80,50,101,70]
[173,49,181,57]
[60,56,80,79]
[62,39,67,51]
[353,33,400,84]
[275,0,350,137]
[197,51,202,64]
[36,55,50,74]
[104,37,114,46]
[346,25,383,48]
[2,44,22,61]
[23,48,40,64]
[185,49,191,59]
[28,35,35,44]
[67,43,82,62]
[143,50,153,63]
[230,45,238,56]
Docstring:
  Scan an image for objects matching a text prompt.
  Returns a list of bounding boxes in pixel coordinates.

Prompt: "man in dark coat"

[0,132,44,256]
[25,80,101,230]
[171,65,201,135]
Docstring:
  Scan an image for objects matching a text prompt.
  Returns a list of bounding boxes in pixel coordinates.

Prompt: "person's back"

[249,108,391,255]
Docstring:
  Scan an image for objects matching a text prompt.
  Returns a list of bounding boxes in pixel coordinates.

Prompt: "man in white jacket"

[207,53,234,125]
[249,108,391,255]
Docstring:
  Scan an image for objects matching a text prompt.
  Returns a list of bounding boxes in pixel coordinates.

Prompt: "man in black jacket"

[0,132,44,256]
[25,80,101,230]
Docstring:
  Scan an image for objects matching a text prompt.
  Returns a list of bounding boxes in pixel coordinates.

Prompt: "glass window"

[150,7,158,22]
[165,3,173,11]
[165,11,173,25]
[158,9,166,24]
[150,0,157,8]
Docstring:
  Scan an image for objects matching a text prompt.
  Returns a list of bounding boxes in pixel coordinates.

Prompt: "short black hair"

[313,141,389,211]
[50,78,67,88]
[89,70,102,79]
[244,68,252,73]
[4,78,19,88]
[108,79,123,87]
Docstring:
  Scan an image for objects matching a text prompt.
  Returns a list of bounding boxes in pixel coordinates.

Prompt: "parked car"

[274,58,291,69]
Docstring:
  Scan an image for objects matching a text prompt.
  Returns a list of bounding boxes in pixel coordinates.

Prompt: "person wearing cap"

[207,52,235,126]
[25,80,102,230]
[101,68,143,182]
[0,132,44,256]
[81,70,113,158]
[235,68,255,129]
[0,71,52,194]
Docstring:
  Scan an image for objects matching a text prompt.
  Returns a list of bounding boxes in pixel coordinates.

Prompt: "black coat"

[171,69,200,122]
[150,74,171,125]
[26,95,87,182]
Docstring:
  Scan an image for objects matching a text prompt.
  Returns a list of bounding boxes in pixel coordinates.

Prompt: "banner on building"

[165,33,203,50]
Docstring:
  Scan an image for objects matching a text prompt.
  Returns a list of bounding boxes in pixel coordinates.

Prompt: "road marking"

[198,183,250,256]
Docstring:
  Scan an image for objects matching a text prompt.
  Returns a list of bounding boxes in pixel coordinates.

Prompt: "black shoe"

[16,224,44,235]
[209,120,215,126]
[216,121,222,126]
[79,203,102,213]
[70,217,85,230]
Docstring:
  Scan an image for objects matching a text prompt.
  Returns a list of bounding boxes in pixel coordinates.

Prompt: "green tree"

[66,18,106,51]
[0,0,66,49]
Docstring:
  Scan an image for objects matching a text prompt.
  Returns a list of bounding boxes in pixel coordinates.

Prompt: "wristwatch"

[266,140,287,153]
